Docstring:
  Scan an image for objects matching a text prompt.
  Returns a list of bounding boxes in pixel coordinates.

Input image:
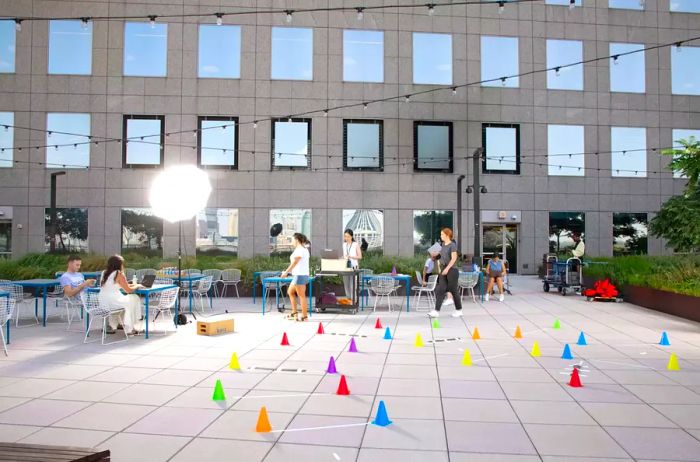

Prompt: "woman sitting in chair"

[99,255,144,335]
[485,254,506,302]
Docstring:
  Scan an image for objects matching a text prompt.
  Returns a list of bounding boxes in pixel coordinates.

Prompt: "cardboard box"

[321,258,349,272]
[197,317,235,336]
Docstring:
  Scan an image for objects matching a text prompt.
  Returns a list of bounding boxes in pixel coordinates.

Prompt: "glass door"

[482,224,518,274]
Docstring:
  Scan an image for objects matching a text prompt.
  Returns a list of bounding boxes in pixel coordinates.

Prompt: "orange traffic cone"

[514,326,523,339]
[281,332,290,346]
[568,367,583,388]
[256,406,272,432]
[472,327,481,340]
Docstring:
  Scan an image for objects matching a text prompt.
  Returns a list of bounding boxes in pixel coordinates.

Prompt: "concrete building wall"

[0,0,697,273]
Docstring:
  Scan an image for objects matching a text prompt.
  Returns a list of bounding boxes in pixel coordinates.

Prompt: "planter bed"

[621,285,700,323]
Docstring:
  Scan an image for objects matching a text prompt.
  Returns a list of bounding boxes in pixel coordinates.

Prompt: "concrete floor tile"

[445,421,536,454]
[511,400,597,425]
[171,437,271,462]
[279,414,368,447]
[97,432,190,462]
[358,448,448,462]
[125,406,223,436]
[442,398,519,422]
[525,424,628,458]
[362,418,448,451]
[652,404,700,429]
[606,427,700,461]
[53,402,157,431]
[581,402,677,427]
[0,399,89,426]
[19,427,113,447]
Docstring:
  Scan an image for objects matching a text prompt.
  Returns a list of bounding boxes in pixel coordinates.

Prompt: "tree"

[45,208,88,253]
[613,213,648,256]
[649,138,700,253]
[413,211,453,253]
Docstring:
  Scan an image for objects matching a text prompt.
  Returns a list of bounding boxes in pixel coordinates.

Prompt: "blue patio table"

[261,276,315,316]
[0,291,9,345]
[252,271,282,304]
[360,274,412,311]
[14,279,59,327]
[88,284,178,339]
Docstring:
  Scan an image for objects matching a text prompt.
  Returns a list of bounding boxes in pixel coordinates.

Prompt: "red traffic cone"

[568,367,583,388]
[317,322,325,334]
[281,332,290,346]
[375,318,382,329]
[337,375,350,395]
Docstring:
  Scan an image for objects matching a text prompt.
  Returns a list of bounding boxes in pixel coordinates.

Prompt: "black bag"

[346,259,352,268]
[176,313,189,325]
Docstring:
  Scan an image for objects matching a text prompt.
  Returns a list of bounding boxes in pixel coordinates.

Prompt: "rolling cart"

[544,257,583,296]
[313,270,360,314]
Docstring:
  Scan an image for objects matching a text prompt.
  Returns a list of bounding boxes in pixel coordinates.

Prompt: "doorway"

[482,224,518,274]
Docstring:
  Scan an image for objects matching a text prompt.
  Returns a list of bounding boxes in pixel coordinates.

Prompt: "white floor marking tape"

[594,359,652,369]
[333,453,341,460]
[269,422,372,433]
[473,353,509,362]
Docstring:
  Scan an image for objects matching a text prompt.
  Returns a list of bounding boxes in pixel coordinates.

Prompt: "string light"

[14,19,22,32]
[253,121,258,128]
[569,0,576,10]
[285,10,293,23]
[215,13,223,26]
[612,55,619,65]
[675,41,682,52]
[501,77,507,86]
[149,15,157,28]
[555,67,560,76]
[404,95,411,103]
[427,3,435,16]
[363,102,368,110]
[323,110,328,117]
[498,1,505,14]
[356,7,364,20]
[81,17,90,29]
[452,87,457,95]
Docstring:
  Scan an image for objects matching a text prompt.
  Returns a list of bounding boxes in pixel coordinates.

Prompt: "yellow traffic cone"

[667,353,681,371]
[530,342,541,357]
[461,349,473,366]
[414,333,424,347]
[229,352,241,370]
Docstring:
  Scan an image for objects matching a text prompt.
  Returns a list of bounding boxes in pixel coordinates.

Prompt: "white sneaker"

[451,310,463,318]
[428,310,440,318]
[443,298,454,306]
[484,294,490,302]
[499,294,505,302]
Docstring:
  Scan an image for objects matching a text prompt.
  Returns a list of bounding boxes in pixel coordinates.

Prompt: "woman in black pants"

[428,227,463,318]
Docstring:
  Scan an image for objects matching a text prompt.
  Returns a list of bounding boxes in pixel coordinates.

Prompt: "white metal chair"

[260,271,286,306]
[202,269,222,296]
[62,294,85,331]
[192,276,214,313]
[369,276,395,312]
[219,269,241,298]
[412,273,438,312]
[135,268,156,282]
[1,284,37,327]
[0,296,15,356]
[124,268,137,282]
[83,291,128,345]
[185,268,202,275]
[458,272,479,303]
[150,286,179,334]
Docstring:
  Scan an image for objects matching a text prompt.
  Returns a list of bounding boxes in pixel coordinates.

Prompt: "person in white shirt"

[571,234,585,258]
[281,233,311,322]
[99,255,143,335]
[342,229,362,299]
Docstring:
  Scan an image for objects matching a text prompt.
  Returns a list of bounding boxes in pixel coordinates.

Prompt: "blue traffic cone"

[659,332,670,346]
[561,344,574,360]
[383,327,392,340]
[372,400,393,427]
[577,332,587,346]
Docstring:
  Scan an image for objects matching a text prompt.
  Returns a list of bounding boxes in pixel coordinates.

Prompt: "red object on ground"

[317,322,324,334]
[375,318,382,329]
[583,279,619,299]
[337,375,350,395]
[569,367,583,387]
[281,332,290,346]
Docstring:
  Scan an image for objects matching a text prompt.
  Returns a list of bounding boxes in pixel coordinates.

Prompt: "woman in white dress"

[342,229,362,299]
[99,255,143,335]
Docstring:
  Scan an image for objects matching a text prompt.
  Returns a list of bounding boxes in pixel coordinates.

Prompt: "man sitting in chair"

[60,255,96,300]
[485,254,506,302]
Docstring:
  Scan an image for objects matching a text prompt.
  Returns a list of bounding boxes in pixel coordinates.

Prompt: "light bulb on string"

[675,41,682,52]
[253,121,258,128]
[356,7,364,20]
[501,77,507,86]
[427,4,435,16]
[498,1,505,14]
[149,15,157,28]
[569,0,576,10]
[323,110,328,117]
[452,87,457,95]
[215,13,223,26]
[612,55,619,65]
[285,10,293,23]
[555,67,561,76]
[15,19,22,32]
[81,18,90,30]
[404,95,410,103]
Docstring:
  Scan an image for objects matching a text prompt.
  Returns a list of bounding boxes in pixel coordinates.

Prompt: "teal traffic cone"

[383,327,392,340]
[561,344,574,360]
[659,332,670,346]
[372,400,393,427]
[577,332,587,346]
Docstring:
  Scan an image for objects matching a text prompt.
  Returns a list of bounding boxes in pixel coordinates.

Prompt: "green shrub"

[583,255,700,297]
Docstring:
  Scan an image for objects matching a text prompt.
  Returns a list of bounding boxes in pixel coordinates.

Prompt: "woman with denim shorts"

[281,233,311,321]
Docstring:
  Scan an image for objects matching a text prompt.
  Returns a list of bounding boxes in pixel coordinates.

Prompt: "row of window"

[558,0,697,11]
[36,207,649,258]
[0,112,695,176]
[0,20,698,95]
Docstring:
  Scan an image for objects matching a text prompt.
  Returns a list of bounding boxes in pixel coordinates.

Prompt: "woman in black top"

[429,227,463,318]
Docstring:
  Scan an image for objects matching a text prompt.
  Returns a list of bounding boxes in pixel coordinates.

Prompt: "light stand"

[465,148,486,267]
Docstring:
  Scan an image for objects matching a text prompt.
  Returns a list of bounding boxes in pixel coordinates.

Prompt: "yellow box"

[197,317,235,336]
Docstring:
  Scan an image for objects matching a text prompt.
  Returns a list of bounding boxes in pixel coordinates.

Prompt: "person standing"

[282,233,311,322]
[360,238,369,253]
[99,255,143,335]
[428,228,463,318]
[422,251,453,305]
[342,229,362,299]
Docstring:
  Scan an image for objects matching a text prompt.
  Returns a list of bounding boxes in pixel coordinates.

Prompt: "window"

[548,125,585,176]
[198,25,241,79]
[48,20,92,75]
[46,113,91,169]
[45,208,88,253]
[413,33,452,85]
[547,40,583,90]
[481,36,519,87]
[483,123,520,174]
[123,115,165,167]
[0,20,16,73]
[671,46,700,95]
[609,0,644,9]
[0,112,13,168]
[198,117,238,168]
[121,208,163,256]
[613,213,648,256]
[343,210,384,254]
[271,27,312,80]
[546,0,582,4]
[413,210,453,255]
[611,127,646,177]
[610,43,645,93]
[414,122,452,172]
[124,22,168,77]
[671,129,700,178]
[271,118,311,169]
[269,209,312,255]
[344,120,383,171]
[196,208,238,255]
[670,1,700,13]
[343,30,383,83]
[549,212,585,256]
[0,217,10,258]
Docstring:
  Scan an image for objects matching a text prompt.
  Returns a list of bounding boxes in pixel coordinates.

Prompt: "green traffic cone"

[553,319,561,329]
[432,318,440,329]
[212,379,226,401]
